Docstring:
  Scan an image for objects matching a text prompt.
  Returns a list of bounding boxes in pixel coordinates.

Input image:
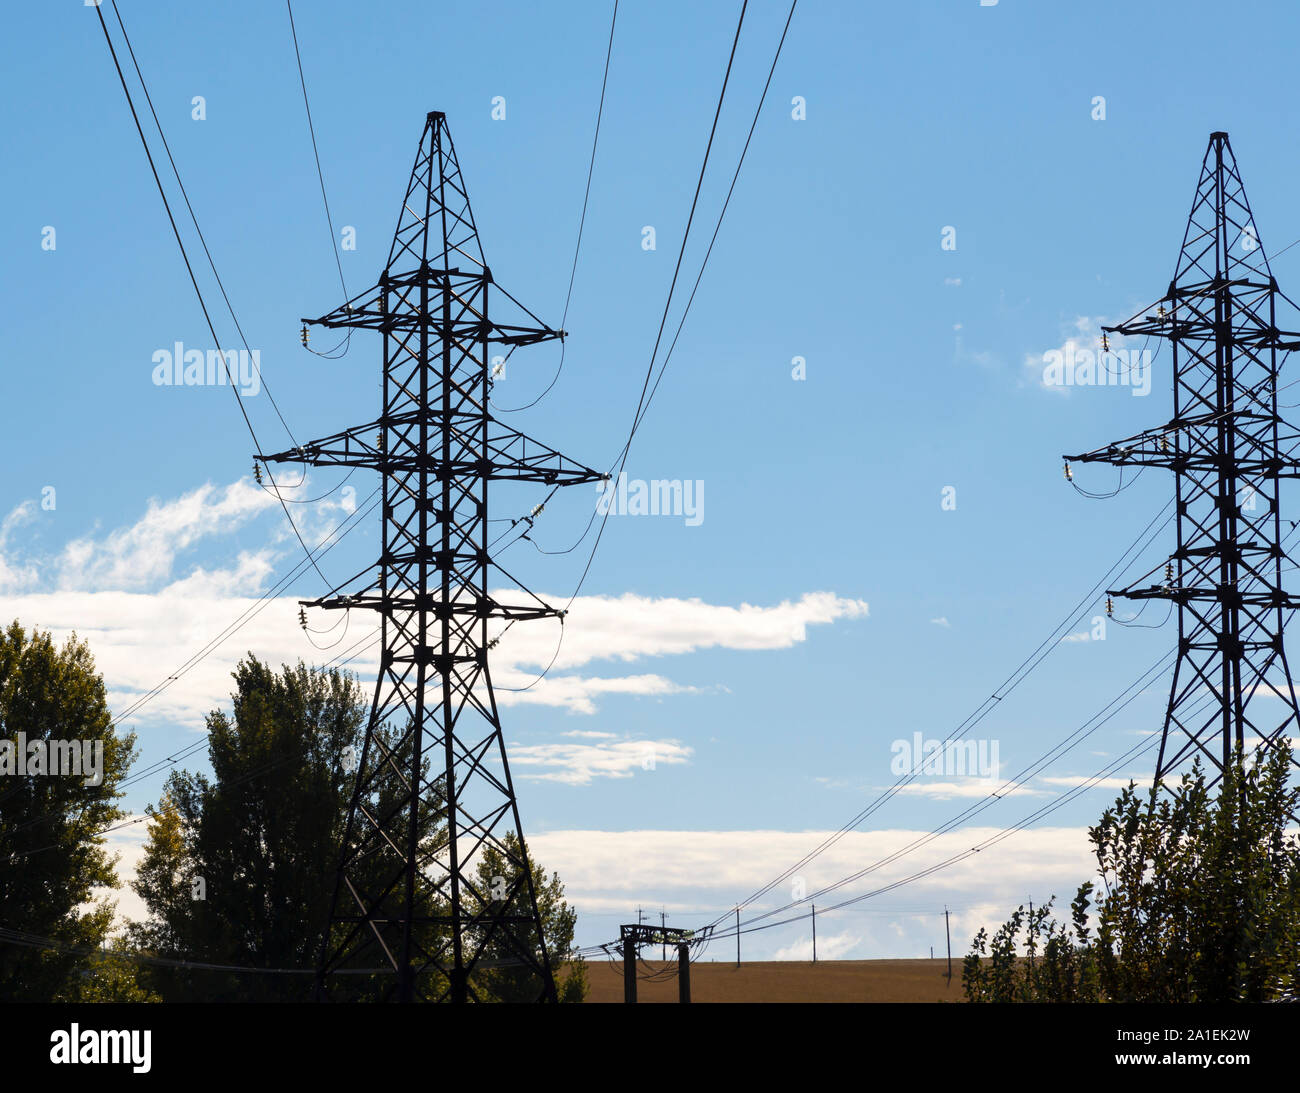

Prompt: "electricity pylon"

[263,111,605,1002]
[1065,132,1300,790]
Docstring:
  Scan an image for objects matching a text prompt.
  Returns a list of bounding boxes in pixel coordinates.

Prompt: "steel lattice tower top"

[263,111,605,1002]
[1066,132,1300,789]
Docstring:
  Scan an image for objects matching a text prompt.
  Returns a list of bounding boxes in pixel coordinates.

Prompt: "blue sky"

[4,0,1300,961]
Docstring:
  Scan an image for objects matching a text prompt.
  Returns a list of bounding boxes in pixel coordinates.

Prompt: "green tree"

[963,744,1300,1002]
[471,830,587,1002]
[0,621,139,1001]
[131,655,586,1002]
[57,949,163,1003]
[129,655,368,1001]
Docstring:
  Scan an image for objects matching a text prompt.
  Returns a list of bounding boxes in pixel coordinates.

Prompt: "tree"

[57,949,162,1003]
[129,655,367,1000]
[471,830,587,1002]
[130,655,583,1002]
[963,744,1300,1002]
[0,621,138,1001]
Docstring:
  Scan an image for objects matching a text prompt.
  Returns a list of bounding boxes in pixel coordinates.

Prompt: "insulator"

[298,607,307,630]
[253,460,263,485]
[1165,562,1174,583]
[1100,332,1110,353]
[1105,596,1113,617]
[376,431,385,451]
[1157,304,1167,320]
[530,503,544,519]
[1063,462,1073,481]
[300,323,309,347]
[1160,433,1169,452]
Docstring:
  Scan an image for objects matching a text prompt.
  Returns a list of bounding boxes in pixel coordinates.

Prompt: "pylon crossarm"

[1065,132,1300,791]
[261,423,383,469]
[1065,409,1300,472]
[485,424,608,485]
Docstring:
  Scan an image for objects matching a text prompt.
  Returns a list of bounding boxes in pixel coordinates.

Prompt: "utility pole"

[1065,132,1300,795]
[735,908,741,968]
[273,111,606,1003]
[661,909,666,962]
[617,924,701,1004]
[811,902,817,963]
[944,906,951,980]
[623,935,637,1005]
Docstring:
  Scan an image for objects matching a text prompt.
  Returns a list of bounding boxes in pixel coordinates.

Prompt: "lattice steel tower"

[1065,132,1300,789]
[264,111,604,1002]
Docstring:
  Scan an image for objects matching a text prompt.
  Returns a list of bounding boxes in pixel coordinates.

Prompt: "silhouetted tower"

[1065,132,1300,789]
[263,112,605,1002]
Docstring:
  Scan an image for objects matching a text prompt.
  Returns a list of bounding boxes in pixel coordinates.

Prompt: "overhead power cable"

[707,727,1166,946]
[96,1,330,585]
[562,0,801,615]
[493,0,620,414]
[286,0,348,301]
[703,499,1175,930]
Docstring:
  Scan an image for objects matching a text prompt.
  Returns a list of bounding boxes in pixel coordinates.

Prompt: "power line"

[285,0,348,302]
[562,0,771,613]
[493,0,619,414]
[704,499,1175,930]
[111,490,380,729]
[96,1,330,586]
[629,0,798,442]
[709,727,1167,947]
[705,515,1300,945]
[735,649,1178,932]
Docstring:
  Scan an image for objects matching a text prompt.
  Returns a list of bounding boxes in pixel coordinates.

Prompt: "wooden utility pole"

[944,906,952,980]
[811,903,817,963]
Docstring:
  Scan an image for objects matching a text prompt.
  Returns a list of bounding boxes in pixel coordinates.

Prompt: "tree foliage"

[963,744,1300,1002]
[129,656,366,1000]
[0,621,139,1001]
[471,830,587,1002]
[130,655,584,1002]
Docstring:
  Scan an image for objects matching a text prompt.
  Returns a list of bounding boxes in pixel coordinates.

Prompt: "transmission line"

[703,499,1175,930]
[96,1,330,585]
[493,0,620,414]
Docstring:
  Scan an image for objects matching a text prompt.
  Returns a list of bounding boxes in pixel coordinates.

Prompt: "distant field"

[580,958,965,1003]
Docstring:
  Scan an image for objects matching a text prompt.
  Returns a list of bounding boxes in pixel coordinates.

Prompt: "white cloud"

[498,590,869,671]
[103,823,1103,957]
[0,480,871,731]
[895,780,1045,800]
[0,501,40,590]
[95,815,150,934]
[508,737,692,785]
[930,616,950,628]
[57,479,277,592]
[1040,774,1150,790]
[1023,315,1108,395]
[773,930,862,961]
[527,826,1094,902]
